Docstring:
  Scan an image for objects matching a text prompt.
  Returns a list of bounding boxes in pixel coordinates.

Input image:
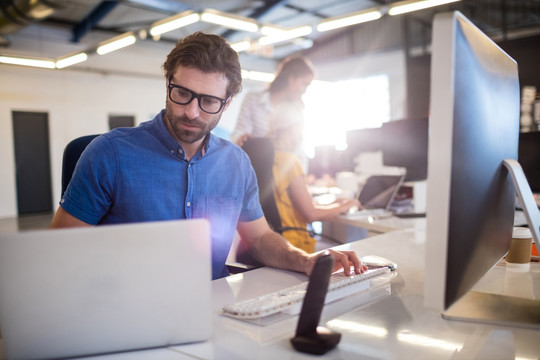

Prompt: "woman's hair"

[162,32,242,98]
[268,56,314,95]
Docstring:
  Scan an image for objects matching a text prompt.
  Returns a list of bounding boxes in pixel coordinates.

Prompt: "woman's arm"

[287,175,359,223]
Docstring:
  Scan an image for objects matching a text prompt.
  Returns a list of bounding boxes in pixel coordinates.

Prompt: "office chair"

[242,138,282,232]
[518,131,540,193]
[241,138,339,253]
[61,134,100,196]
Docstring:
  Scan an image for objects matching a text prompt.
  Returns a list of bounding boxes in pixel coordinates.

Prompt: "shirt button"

[187,202,191,207]
[178,149,183,155]
[170,149,174,154]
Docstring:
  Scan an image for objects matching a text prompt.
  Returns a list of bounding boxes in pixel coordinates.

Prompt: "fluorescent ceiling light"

[291,38,314,49]
[149,11,200,36]
[242,70,275,82]
[258,25,312,46]
[96,33,137,55]
[317,9,382,32]
[388,0,461,16]
[56,52,88,69]
[0,55,55,69]
[260,25,286,36]
[201,9,258,32]
[28,4,55,19]
[230,40,251,53]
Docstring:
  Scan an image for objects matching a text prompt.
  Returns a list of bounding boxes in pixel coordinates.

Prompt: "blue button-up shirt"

[61,110,264,279]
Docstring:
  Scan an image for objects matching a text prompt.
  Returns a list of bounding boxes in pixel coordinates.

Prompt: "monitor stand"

[442,159,540,330]
[442,291,540,330]
[503,159,540,251]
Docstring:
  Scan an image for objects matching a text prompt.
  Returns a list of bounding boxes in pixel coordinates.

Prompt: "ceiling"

[1,0,539,78]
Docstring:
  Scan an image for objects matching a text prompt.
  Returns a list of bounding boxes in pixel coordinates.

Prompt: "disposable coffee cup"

[506,227,532,269]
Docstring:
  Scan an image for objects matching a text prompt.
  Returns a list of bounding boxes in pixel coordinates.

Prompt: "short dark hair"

[162,32,242,98]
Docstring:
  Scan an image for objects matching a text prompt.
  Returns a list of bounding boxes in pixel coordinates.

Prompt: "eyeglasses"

[168,79,229,114]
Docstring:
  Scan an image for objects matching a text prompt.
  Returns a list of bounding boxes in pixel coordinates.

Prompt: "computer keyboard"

[222,267,391,320]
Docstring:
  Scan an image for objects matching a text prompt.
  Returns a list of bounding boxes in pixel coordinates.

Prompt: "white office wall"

[0,67,162,218]
[0,65,252,218]
[0,48,406,219]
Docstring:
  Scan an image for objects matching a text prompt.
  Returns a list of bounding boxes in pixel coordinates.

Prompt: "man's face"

[165,66,230,145]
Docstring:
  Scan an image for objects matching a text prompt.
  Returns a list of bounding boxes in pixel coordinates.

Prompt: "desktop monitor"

[381,117,428,181]
[308,145,354,178]
[425,11,540,328]
[345,126,384,155]
[345,118,428,182]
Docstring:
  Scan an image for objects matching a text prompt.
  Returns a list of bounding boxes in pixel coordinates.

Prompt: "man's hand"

[307,249,367,276]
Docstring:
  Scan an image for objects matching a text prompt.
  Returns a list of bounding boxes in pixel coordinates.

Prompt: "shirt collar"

[153,109,212,160]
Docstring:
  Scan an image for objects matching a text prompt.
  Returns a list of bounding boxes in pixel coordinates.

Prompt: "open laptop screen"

[358,175,405,210]
[0,219,212,360]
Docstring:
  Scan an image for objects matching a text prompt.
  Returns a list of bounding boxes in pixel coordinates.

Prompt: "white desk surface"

[2,227,539,359]
[330,209,526,235]
[0,344,194,360]
[169,228,540,360]
[332,212,426,233]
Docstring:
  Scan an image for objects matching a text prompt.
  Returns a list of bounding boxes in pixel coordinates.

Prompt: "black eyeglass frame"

[168,79,229,114]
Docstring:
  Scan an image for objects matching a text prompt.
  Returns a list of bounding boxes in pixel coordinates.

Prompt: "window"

[303,75,390,156]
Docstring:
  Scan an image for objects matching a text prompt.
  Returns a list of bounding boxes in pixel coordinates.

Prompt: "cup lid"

[512,227,532,239]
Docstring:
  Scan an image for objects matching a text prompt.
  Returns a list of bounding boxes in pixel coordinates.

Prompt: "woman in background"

[269,101,360,253]
[231,56,314,146]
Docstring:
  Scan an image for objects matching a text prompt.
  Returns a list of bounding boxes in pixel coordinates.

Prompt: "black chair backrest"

[242,137,283,232]
[518,131,540,193]
[61,134,100,196]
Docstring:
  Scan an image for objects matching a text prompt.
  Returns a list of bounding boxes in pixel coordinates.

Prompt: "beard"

[165,100,221,144]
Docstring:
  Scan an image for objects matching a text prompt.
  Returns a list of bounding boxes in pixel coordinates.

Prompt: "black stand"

[290,252,341,355]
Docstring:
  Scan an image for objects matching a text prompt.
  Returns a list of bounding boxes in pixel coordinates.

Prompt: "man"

[50,32,366,279]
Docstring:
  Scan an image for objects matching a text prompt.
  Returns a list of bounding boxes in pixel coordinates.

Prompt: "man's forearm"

[251,231,315,274]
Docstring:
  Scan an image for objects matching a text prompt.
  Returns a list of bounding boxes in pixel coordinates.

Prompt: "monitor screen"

[381,117,428,181]
[424,11,540,328]
[345,118,428,182]
[308,145,354,178]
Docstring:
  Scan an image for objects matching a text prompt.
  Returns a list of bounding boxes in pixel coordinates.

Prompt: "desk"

[2,229,539,359]
[170,228,540,359]
[331,213,425,234]
[321,213,425,243]
[324,209,526,242]
[0,343,193,360]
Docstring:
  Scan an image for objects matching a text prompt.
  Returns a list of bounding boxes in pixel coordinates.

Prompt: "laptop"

[0,219,212,360]
[350,175,405,216]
